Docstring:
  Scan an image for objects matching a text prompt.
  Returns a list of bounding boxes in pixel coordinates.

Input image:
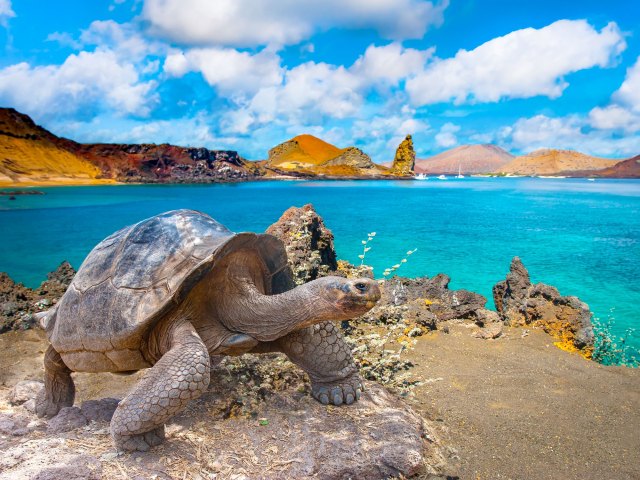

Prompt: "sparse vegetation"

[592,309,639,367]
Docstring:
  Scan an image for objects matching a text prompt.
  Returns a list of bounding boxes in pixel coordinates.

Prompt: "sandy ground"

[405,324,640,479]
[1,327,638,479]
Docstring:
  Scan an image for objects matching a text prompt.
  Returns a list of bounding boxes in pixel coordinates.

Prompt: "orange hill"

[566,155,640,178]
[497,149,621,176]
[0,108,109,186]
[266,134,389,177]
[414,144,513,174]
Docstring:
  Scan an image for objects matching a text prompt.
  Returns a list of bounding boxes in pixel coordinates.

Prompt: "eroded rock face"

[324,146,377,170]
[0,262,75,333]
[391,134,416,176]
[493,257,594,354]
[266,204,338,285]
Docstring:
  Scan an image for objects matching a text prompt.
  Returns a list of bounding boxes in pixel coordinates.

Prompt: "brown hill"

[0,108,107,186]
[414,145,514,174]
[566,155,640,178]
[266,134,390,177]
[498,149,621,176]
[0,108,258,185]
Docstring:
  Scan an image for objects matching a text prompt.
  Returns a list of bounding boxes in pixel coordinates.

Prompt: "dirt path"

[405,324,640,479]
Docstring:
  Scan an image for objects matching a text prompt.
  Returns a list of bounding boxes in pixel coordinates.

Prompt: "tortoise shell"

[48,210,290,354]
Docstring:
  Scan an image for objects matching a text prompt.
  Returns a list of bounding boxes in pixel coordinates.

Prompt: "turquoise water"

[1,178,639,356]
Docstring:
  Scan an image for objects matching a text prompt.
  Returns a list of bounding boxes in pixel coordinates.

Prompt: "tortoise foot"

[113,426,165,452]
[312,374,363,406]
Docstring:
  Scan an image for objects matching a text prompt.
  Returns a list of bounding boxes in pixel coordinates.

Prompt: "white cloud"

[406,20,626,106]
[46,31,83,50]
[143,0,448,47]
[164,48,283,98]
[81,20,164,61]
[0,0,14,27]
[614,57,640,111]
[351,43,433,85]
[0,50,157,118]
[589,57,640,133]
[502,114,639,157]
[435,122,460,148]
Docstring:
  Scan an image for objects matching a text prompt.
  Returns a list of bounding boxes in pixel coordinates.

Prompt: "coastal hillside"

[0,108,259,185]
[0,108,107,186]
[414,144,514,174]
[497,149,621,176]
[566,154,640,178]
[266,134,390,177]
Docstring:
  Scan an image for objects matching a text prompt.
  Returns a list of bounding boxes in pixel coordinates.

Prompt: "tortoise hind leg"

[110,320,210,452]
[261,321,362,406]
[36,345,76,418]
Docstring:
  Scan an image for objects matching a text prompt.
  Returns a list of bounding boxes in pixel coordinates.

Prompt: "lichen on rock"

[493,256,595,357]
[266,204,338,285]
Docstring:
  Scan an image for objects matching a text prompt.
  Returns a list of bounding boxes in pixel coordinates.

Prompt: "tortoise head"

[311,276,381,321]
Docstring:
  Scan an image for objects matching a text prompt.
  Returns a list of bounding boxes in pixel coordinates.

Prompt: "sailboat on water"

[456,164,464,178]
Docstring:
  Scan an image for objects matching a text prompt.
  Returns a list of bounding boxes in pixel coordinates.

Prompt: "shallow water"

[1,178,638,355]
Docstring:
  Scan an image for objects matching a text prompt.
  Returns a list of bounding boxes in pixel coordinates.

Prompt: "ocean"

[1,178,638,360]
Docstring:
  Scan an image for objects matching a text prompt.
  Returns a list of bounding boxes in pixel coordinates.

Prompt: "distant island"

[0,107,638,186]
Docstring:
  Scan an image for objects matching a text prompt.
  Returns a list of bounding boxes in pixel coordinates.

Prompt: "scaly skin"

[110,320,210,452]
[261,321,362,406]
[36,345,75,418]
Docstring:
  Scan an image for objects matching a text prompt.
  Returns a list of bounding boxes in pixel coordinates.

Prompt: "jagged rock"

[0,262,76,333]
[324,146,377,169]
[366,274,488,330]
[493,257,594,354]
[266,204,338,285]
[9,380,44,405]
[46,407,88,433]
[391,134,416,175]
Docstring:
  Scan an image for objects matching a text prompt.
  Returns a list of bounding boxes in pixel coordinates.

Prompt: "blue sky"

[0,0,639,161]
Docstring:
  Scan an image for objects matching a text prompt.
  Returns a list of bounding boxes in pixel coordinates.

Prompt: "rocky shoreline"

[5,205,637,480]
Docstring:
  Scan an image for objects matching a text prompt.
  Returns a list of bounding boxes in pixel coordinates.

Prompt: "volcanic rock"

[0,261,76,333]
[391,134,416,175]
[493,257,595,354]
[266,204,338,285]
[9,380,44,405]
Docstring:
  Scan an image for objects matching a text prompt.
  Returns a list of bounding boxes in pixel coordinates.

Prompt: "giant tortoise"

[36,209,380,451]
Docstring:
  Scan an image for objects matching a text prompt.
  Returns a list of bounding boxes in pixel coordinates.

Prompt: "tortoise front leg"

[270,321,362,406]
[110,320,210,452]
[36,345,76,418]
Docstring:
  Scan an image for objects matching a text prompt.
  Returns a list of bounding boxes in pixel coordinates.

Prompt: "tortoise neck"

[218,276,334,342]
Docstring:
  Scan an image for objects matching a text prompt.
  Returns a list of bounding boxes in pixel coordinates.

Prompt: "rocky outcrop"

[0,261,75,333]
[323,146,376,169]
[266,204,338,285]
[367,274,498,331]
[493,257,594,355]
[391,134,416,175]
[0,107,260,185]
[266,134,390,177]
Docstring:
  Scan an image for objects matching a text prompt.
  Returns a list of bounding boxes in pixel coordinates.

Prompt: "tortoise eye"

[355,282,367,292]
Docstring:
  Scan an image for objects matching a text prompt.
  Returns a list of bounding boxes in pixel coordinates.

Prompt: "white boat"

[414,173,428,180]
[437,174,447,180]
[587,178,595,182]
[456,165,464,178]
